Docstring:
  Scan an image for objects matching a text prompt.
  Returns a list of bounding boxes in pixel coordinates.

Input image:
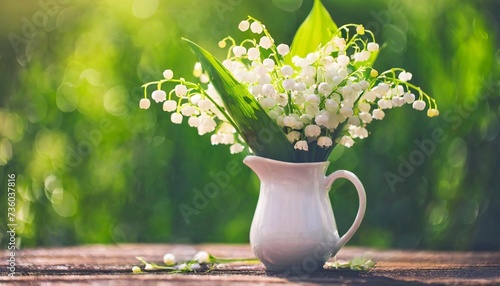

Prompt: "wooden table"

[1,244,499,285]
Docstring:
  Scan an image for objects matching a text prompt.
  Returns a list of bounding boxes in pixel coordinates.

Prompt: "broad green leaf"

[287,0,337,62]
[184,39,296,162]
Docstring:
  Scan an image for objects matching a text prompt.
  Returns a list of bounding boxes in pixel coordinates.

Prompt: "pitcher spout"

[244,155,330,183]
[243,156,269,180]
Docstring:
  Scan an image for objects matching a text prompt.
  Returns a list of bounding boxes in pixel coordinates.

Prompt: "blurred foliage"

[0,0,498,250]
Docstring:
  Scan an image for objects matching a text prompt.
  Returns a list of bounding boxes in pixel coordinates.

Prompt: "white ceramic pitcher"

[244,155,366,272]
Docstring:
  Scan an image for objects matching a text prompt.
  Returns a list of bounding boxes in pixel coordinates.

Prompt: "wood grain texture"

[1,244,499,285]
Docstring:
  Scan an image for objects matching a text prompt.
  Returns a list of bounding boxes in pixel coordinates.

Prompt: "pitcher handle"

[325,170,366,251]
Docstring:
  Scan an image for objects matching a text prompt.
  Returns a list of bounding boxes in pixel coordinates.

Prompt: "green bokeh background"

[0,0,499,250]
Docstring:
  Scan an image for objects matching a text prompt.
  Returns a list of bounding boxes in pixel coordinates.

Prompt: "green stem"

[213,257,260,263]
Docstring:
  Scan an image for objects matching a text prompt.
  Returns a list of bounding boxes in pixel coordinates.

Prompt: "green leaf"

[183,39,296,162]
[287,0,337,62]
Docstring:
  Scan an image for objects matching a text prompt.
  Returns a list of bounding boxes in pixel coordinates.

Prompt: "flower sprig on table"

[139,0,438,163]
[131,250,376,273]
[132,250,259,274]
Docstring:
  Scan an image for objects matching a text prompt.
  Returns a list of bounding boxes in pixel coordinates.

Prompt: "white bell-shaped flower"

[174,84,188,97]
[372,109,385,120]
[286,131,301,143]
[250,21,263,34]
[247,47,260,61]
[294,140,309,151]
[238,20,250,31]
[339,136,354,147]
[367,42,379,52]
[317,136,333,148]
[277,44,290,56]
[412,100,426,111]
[230,143,245,154]
[163,69,174,80]
[259,36,273,49]
[304,124,321,138]
[318,82,333,95]
[171,113,183,124]
[163,100,177,112]
[404,92,416,104]
[139,98,151,109]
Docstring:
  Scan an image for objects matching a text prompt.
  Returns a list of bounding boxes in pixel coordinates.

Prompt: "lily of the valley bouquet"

[140,0,438,163]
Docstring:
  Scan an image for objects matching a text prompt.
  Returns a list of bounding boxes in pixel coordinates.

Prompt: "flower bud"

[193,62,203,78]
[356,25,365,35]
[163,253,176,266]
[194,251,211,264]
[427,108,439,117]
[163,69,174,80]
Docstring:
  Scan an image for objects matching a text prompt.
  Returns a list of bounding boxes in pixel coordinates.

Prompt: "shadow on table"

[265,269,428,285]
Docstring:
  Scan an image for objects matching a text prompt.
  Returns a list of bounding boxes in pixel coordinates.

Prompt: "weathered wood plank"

[1,244,499,285]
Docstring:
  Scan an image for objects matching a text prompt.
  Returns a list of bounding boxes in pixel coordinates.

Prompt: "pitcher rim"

[244,155,330,167]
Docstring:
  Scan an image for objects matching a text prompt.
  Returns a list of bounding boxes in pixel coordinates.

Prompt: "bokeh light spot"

[272,0,303,12]
[51,187,64,204]
[428,202,449,225]
[0,111,25,142]
[35,129,66,159]
[52,191,77,217]
[462,200,479,225]
[56,7,80,33]
[0,138,12,165]
[104,85,129,116]
[382,24,407,54]
[44,174,62,192]
[446,138,467,168]
[80,68,102,87]
[56,82,78,112]
[132,0,159,19]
